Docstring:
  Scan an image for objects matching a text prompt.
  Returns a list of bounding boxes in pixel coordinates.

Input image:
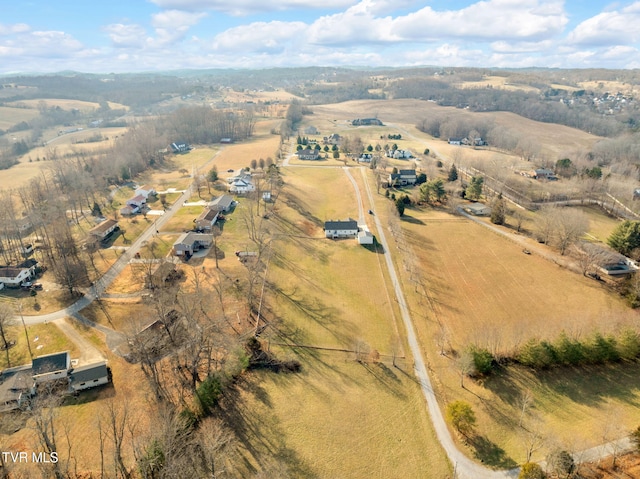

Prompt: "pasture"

[0,106,39,130]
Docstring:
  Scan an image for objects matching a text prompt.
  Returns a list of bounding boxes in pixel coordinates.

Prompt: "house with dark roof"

[324,219,359,238]
[297,148,321,160]
[195,208,219,231]
[0,365,32,412]
[69,361,110,392]
[32,351,71,384]
[127,194,147,209]
[388,169,417,186]
[170,142,192,153]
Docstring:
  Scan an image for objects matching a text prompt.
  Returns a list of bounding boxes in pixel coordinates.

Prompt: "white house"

[172,233,213,257]
[195,208,219,231]
[135,185,156,199]
[324,219,359,238]
[0,266,34,288]
[127,194,146,209]
[385,149,413,159]
[296,148,321,160]
[229,179,255,194]
[120,205,139,216]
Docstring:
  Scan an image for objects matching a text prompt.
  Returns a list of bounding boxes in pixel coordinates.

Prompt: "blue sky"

[1,1,639,73]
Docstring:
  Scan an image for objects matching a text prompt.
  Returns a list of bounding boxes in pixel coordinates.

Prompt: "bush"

[518,462,545,479]
[546,449,574,478]
[468,346,494,376]
[617,329,640,360]
[517,339,556,369]
[553,331,585,365]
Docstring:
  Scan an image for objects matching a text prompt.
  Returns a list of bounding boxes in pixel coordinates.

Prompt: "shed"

[358,230,374,245]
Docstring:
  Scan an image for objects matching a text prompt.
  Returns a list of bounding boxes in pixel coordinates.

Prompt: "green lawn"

[0,322,79,369]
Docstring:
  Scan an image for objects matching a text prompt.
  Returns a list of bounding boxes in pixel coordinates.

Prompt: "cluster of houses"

[0,351,110,412]
[323,219,374,245]
[120,185,156,216]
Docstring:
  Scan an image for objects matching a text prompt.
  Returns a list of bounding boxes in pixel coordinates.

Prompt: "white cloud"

[151,10,207,46]
[150,0,357,16]
[567,2,640,46]
[0,23,30,35]
[490,39,554,53]
[104,23,148,48]
[211,21,307,53]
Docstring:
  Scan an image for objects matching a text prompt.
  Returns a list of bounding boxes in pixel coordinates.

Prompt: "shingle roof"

[32,352,69,376]
[324,219,358,230]
[69,362,108,384]
[209,195,234,210]
[89,219,118,235]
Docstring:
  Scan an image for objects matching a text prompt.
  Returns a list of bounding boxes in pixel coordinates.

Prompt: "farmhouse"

[388,169,417,186]
[88,219,119,241]
[386,149,413,159]
[195,208,219,231]
[229,178,255,194]
[296,148,321,160]
[169,142,192,153]
[68,361,110,392]
[324,219,358,238]
[209,194,235,212]
[0,266,34,288]
[172,232,213,257]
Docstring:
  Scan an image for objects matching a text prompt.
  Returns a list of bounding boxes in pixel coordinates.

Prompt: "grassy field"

[0,322,80,369]
[7,99,128,111]
[0,106,39,130]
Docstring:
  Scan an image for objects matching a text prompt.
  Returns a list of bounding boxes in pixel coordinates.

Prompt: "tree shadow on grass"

[468,434,518,469]
[400,215,425,225]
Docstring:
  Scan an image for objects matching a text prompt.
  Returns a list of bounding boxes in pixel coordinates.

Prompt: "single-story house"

[229,179,255,194]
[88,219,119,240]
[119,205,139,216]
[448,138,463,145]
[135,185,156,199]
[324,219,359,238]
[358,230,374,245]
[127,194,146,209]
[352,118,383,126]
[297,148,321,160]
[172,233,213,257]
[170,142,192,153]
[68,361,110,392]
[388,169,417,186]
[464,203,492,216]
[195,208,219,231]
[209,195,235,212]
[527,168,556,180]
[0,266,35,288]
[359,153,373,163]
[32,351,71,385]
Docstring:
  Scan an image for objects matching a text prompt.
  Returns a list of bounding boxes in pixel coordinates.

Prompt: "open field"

[226,353,449,479]
[7,99,128,112]
[0,106,39,130]
[311,99,603,160]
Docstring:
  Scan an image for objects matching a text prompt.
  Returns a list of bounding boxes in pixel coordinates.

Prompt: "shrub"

[517,339,556,369]
[518,462,545,479]
[468,346,494,376]
[546,449,574,478]
[553,331,585,365]
[617,329,640,360]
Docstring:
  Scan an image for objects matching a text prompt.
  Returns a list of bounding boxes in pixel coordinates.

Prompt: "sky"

[0,0,639,74]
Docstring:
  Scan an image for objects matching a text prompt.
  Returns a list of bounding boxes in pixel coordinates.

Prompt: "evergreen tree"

[490,193,506,225]
[465,176,484,201]
[448,164,458,182]
[608,220,640,256]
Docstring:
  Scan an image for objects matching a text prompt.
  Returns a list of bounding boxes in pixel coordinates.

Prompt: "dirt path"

[52,317,106,366]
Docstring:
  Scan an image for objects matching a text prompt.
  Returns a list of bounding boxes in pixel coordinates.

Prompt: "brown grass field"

[6,99,128,112]
[0,106,39,130]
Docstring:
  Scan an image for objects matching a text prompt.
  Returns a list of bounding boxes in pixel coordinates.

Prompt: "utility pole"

[17,301,33,360]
